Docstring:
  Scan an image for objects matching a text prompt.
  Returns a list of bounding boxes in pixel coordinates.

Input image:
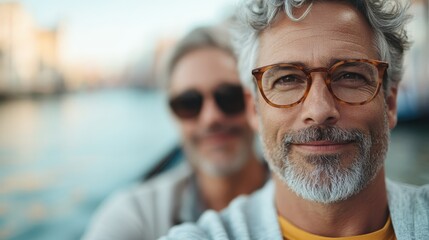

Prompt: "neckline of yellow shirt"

[278,214,395,240]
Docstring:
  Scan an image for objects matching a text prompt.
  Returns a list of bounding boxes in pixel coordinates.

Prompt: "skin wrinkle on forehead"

[259,42,375,69]
[259,39,374,66]
[260,26,372,52]
[270,29,372,46]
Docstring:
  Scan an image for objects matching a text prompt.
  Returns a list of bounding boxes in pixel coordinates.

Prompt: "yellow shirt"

[278,215,396,240]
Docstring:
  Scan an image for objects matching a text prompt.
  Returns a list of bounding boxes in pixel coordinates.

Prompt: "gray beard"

[261,117,389,204]
[197,150,249,177]
[183,122,253,177]
[184,138,252,177]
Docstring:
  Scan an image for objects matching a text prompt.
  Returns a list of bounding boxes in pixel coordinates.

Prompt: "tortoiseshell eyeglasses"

[251,59,389,108]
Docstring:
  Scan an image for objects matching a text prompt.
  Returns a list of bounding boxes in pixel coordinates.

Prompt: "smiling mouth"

[293,141,353,153]
[204,132,236,141]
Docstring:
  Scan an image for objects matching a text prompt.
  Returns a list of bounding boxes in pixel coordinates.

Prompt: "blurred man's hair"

[162,25,235,88]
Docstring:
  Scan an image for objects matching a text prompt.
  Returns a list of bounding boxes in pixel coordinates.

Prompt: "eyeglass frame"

[168,83,246,119]
[251,59,389,108]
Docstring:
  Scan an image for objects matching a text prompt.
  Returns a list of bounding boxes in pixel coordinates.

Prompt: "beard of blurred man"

[184,121,254,177]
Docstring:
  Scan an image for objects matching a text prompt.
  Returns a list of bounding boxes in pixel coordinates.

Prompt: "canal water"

[0,89,428,240]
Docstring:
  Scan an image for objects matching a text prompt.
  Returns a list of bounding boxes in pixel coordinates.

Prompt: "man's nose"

[198,97,227,126]
[300,73,340,125]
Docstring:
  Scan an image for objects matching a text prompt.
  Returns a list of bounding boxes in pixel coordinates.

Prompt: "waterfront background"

[0,89,180,239]
[0,0,428,239]
[0,89,428,240]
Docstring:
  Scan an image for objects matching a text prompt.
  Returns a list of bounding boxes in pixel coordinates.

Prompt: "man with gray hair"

[83,26,268,240]
[162,0,429,239]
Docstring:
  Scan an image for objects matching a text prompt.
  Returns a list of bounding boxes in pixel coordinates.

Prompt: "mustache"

[283,125,366,145]
[193,123,244,140]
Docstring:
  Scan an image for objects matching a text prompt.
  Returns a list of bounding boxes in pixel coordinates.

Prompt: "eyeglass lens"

[169,90,202,119]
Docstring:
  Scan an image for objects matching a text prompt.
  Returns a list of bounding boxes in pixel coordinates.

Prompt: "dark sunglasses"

[169,84,245,119]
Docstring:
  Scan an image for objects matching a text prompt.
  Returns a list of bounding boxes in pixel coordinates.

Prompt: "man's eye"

[274,75,305,85]
[268,75,306,92]
[335,72,366,81]
[333,72,370,87]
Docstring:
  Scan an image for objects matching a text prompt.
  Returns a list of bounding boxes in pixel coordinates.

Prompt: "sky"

[14,0,237,72]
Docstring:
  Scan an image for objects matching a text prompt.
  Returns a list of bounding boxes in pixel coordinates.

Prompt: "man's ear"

[244,90,259,132]
[386,87,398,129]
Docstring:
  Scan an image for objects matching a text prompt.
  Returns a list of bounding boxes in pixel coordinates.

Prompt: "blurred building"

[149,36,177,88]
[0,1,64,96]
[398,0,429,120]
[124,36,177,89]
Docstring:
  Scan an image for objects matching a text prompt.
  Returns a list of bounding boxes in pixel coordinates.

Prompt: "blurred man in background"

[83,25,269,240]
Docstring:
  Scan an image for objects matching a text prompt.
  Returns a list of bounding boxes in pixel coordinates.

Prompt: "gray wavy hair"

[233,0,411,95]
[163,26,235,88]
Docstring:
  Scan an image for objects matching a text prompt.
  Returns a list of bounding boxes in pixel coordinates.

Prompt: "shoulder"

[387,179,429,203]
[133,161,193,197]
[82,187,148,240]
[161,180,283,240]
[83,162,193,240]
[108,161,193,215]
[387,179,429,239]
